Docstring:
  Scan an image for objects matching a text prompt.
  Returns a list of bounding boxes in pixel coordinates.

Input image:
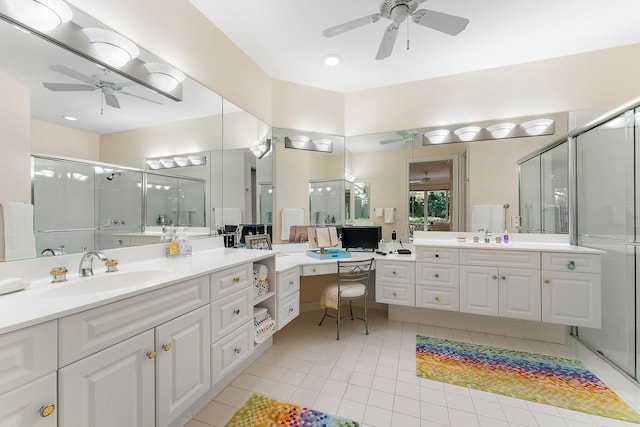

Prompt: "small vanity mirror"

[353,182,370,219]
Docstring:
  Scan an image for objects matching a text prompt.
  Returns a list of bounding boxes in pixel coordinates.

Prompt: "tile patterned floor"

[188,310,640,427]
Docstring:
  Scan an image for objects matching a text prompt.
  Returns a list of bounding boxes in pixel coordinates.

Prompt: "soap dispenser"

[503,230,509,244]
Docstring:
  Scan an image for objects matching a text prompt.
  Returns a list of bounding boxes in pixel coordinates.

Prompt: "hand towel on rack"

[374,208,383,217]
[0,202,36,262]
[213,207,242,227]
[471,204,492,232]
[384,207,395,224]
[281,208,304,240]
[490,204,505,233]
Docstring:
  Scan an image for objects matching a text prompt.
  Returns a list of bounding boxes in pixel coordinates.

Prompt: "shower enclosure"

[571,104,639,380]
[32,155,206,255]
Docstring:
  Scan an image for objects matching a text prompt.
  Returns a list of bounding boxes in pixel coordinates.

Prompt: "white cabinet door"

[211,288,253,342]
[376,260,415,283]
[59,330,155,427]
[0,373,57,427]
[415,286,459,311]
[376,281,415,306]
[460,266,498,315]
[542,271,601,328]
[156,305,211,427]
[498,268,541,321]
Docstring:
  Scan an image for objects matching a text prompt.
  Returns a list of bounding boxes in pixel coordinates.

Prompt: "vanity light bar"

[422,118,555,145]
[0,0,184,101]
[285,136,333,153]
[146,155,206,170]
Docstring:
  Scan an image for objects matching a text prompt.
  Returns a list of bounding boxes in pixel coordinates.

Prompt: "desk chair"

[318,258,374,340]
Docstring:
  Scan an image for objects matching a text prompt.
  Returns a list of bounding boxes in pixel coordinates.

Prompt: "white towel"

[384,207,395,224]
[0,202,36,261]
[490,204,505,233]
[472,204,505,233]
[213,208,242,227]
[374,208,383,217]
[281,208,305,240]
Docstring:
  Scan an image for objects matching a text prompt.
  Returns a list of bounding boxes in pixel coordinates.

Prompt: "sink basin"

[43,270,169,297]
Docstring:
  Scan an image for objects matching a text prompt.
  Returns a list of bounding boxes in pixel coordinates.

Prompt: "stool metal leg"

[364,295,369,335]
[336,299,341,340]
[318,308,329,326]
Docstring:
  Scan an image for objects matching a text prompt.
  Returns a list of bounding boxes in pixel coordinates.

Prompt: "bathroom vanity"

[377,232,603,334]
[0,239,279,427]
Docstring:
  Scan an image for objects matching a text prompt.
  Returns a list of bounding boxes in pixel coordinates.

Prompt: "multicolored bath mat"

[416,335,640,423]
[225,394,359,426]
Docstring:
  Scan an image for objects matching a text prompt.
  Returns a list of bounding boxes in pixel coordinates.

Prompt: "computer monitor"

[224,225,238,234]
[238,223,265,244]
[341,226,381,251]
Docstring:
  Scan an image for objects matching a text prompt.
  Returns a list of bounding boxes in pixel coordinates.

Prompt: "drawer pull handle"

[435,254,439,258]
[162,343,172,351]
[234,309,241,315]
[289,307,295,313]
[545,279,551,284]
[40,404,55,417]
[434,273,439,278]
[392,292,397,297]
[492,275,498,280]
[235,347,242,354]
[434,296,440,302]
[568,261,576,270]
[147,351,157,359]
[313,268,317,272]
[289,280,294,286]
[501,276,506,281]
[392,271,397,275]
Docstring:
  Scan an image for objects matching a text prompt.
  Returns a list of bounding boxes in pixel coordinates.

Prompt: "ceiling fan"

[323,0,469,60]
[42,64,163,110]
[409,172,430,184]
[380,129,418,147]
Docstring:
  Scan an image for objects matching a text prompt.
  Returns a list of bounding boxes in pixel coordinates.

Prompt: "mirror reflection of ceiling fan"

[42,64,163,111]
[323,0,469,60]
[409,172,430,184]
[380,129,419,148]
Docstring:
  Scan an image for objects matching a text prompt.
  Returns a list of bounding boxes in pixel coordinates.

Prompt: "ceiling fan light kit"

[323,0,470,60]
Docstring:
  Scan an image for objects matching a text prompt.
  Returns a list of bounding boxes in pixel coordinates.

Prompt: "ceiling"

[190,0,640,93]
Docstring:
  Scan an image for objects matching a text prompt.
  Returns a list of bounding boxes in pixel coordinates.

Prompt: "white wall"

[31,119,100,161]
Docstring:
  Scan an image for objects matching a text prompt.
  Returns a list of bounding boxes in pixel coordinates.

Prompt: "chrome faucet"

[41,247,64,256]
[479,229,492,243]
[78,251,109,277]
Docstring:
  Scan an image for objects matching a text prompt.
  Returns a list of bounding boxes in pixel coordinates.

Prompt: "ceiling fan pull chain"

[406,17,410,51]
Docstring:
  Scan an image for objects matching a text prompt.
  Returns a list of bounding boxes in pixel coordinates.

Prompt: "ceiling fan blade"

[323,13,382,37]
[49,64,97,84]
[380,138,403,145]
[42,82,97,91]
[376,23,399,60]
[104,93,120,109]
[119,91,164,105]
[412,9,469,36]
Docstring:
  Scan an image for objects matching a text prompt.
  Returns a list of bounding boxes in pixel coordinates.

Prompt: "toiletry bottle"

[503,230,509,244]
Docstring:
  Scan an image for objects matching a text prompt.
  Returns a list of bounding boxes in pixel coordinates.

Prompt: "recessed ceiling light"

[62,115,77,121]
[323,54,341,66]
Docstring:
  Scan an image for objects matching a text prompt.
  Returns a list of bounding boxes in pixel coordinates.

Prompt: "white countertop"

[274,249,415,272]
[0,246,275,335]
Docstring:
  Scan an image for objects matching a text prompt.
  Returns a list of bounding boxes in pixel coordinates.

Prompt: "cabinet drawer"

[416,247,459,264]
[0,320,57,395]
[211,288,253,342]
[277,291,300,330]
[376,261,415,283]
[0,373,57,427]
[211,321,254,382]
[277,268,300,300]
[59,275,209,367]
[416,286,459,311]
[460,249,540,269]
[416,263,458,288]
[375,282,415,306]
[210,263,253,299]
[542,252,601,274]
[302,263,337,276]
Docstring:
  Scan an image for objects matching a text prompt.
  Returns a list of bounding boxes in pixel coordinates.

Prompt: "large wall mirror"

[0,4,273,260]
[345,112,568,242]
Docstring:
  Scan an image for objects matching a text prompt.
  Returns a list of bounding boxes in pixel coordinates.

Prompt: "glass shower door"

[575,110,636,377]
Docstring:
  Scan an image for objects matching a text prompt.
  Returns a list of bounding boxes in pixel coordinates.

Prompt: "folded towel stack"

[253,263,270,298]
[253,306,275,343]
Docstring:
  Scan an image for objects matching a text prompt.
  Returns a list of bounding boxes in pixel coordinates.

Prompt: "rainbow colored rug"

[225,394,359,426]
[416,335,640,423]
